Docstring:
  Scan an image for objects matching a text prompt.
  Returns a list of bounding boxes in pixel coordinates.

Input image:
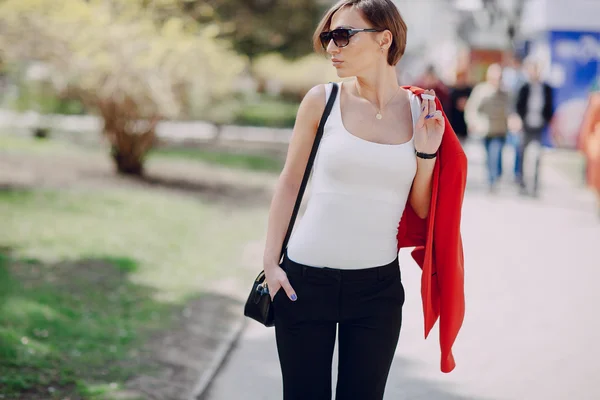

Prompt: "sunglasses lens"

[332,29,350,47]
[320,32,331,48]
[320,29,350,48]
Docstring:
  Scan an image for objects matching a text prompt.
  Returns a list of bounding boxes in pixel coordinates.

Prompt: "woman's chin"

[335,68,352,78]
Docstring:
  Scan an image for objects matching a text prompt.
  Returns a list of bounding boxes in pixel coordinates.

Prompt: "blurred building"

[517,0,600,149]
[394,0,524,85]
[393,0,462,85]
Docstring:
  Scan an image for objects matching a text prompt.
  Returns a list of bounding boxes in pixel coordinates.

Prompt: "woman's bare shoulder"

[299,84,328,123]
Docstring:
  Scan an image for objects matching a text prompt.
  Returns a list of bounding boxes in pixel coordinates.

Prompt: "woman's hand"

[414,89,445,154]
[264,264,297,302]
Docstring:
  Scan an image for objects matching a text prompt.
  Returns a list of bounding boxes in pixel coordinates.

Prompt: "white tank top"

[286,81,420,269]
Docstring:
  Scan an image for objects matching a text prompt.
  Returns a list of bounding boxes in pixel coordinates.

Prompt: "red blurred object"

[578,92,600,199]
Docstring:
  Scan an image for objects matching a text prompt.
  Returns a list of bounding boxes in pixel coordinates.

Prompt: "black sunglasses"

[319,28,382,49]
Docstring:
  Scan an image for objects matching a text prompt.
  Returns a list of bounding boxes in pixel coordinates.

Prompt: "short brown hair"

[313,0,408,66]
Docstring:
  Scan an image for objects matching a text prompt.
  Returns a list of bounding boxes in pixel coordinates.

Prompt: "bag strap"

[279,82,339,261]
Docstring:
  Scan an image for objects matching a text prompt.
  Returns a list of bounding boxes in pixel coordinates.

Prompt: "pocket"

[272,286,284,302]
[273,273,297,303]
[376,271,405,307]
[396,278,406,307]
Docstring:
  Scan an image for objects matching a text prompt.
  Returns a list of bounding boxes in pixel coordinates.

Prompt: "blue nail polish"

[425,115,431,120]
[291,294,297,301]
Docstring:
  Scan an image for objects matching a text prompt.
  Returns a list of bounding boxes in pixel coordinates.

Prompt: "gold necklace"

[356,82,401,120]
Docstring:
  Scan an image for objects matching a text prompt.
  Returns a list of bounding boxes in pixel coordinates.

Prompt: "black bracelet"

[415,150,437,159]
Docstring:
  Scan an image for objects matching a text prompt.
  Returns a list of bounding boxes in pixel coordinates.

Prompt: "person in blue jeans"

[465,64,510,192]
[483,135,506,188]
[503,56,528,181]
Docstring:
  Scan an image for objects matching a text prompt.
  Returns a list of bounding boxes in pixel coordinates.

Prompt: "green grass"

[0,137,270,398]
[151,147,283,173]
[0,187,265,298]
[0,132,74,154]
[0,132,285,173]
[0,252,175,398]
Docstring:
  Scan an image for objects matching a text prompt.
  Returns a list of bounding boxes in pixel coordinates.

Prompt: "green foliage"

[0,0,246,119]
[11,80,85,115]
[252,53,340,101]
[182,0,324,60]
[0,0,250,174]
[234,96,299,128]
[187,91,245,125]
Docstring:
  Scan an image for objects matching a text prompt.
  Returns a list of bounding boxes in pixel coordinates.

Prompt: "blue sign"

[548,30,600,148]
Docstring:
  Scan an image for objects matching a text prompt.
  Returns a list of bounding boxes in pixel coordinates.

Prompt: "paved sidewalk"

[205,143,600,400]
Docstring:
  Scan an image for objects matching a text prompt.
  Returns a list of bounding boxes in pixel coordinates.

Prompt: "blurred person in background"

[503,55,528,182]
[260,0,466,398]
[448,69,473,143]
[514,57,554,196]
[465,63,510,192]
[414,64,450,112]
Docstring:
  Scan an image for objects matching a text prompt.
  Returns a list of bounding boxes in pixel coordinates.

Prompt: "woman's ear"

[379,30,393,50]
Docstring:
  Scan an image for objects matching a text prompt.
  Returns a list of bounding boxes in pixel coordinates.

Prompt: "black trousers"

[273,253,405,400]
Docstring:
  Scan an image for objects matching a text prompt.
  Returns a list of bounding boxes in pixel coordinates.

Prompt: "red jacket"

[397,86,467,373]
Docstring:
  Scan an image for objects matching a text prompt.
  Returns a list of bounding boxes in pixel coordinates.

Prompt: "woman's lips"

[332,59,343,67]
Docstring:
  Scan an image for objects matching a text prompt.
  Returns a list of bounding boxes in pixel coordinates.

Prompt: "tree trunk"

[106,127,156,176]
[99,99,160,176]
[110,145,143,176]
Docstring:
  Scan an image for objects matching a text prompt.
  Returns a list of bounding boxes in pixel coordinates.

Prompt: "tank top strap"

[322,82,343,137]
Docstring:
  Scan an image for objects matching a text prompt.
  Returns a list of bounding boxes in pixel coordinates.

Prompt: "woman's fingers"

[433,110,445,129]
[268,282,280,301]
[418,90,442,128]
[418,95,430,126]
[280,277,297,301]
[424,90,436,119]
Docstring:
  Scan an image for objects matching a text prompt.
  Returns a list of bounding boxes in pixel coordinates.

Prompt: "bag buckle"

[256,283,269,295]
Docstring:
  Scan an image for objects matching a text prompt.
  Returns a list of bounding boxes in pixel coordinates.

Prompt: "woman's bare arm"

[262,84,326,300]
[409,158,436,219]
[410,89,445,219]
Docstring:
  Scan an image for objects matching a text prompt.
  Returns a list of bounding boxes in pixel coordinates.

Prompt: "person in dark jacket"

[449,70,472,143]
[515,58,554,196]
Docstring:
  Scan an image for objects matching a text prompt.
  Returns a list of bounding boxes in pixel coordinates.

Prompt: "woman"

[261,1,465,398]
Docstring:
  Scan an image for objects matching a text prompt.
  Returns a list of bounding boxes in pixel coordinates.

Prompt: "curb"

[188,316,248,400]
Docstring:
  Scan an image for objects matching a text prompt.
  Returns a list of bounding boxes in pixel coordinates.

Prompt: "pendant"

[376,112,383,120]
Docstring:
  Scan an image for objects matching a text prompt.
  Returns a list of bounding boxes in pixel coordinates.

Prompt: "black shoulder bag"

[243,82,339,327]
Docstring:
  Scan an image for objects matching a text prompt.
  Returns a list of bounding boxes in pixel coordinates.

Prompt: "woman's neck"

[353,67,400,109]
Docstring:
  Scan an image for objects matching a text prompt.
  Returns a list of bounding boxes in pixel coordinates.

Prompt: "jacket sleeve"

[435,148,467,373]
[397,201,427,249]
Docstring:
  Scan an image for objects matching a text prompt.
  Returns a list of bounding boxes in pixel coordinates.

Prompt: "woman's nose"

[326,39,340,54]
